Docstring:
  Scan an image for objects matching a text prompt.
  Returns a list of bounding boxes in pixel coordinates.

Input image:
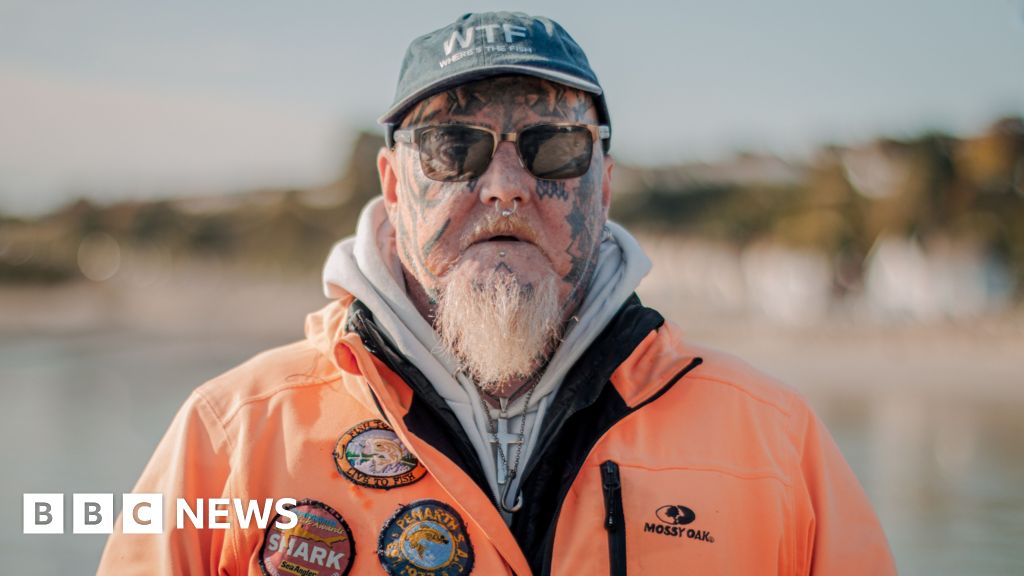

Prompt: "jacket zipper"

[538,358,703,575]
[601,460,626,576]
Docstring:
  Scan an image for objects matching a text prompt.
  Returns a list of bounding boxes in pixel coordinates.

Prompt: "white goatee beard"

[436,268,560,395]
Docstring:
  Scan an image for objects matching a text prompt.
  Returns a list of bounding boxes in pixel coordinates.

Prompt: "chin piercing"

[499,250,507,257]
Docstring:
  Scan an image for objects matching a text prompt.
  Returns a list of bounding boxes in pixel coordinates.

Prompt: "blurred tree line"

[610,117,1024,297]
[1,118,1022,297]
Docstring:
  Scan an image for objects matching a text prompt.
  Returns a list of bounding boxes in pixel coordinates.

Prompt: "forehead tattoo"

[401,76,596,130]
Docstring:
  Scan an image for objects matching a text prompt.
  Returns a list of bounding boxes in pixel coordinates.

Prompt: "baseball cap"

[379,11,611,151]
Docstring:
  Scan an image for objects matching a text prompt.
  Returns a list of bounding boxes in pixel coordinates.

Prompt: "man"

[100,11,895,575]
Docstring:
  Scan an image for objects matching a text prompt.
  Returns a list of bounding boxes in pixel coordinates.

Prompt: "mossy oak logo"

[644,504,716,544]
[656,504,695,526]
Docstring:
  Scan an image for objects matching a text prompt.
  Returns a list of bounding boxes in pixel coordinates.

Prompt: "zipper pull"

[601,460,628,574]
[601,460,622,530]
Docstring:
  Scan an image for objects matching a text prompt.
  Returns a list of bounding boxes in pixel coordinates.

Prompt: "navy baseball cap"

[379,11,611,151]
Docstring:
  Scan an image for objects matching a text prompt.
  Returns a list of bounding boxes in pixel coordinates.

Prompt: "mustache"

[459,214,542,251]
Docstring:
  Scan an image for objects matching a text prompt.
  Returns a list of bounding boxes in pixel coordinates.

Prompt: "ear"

[600,154,614,218]
[377,146,399,218]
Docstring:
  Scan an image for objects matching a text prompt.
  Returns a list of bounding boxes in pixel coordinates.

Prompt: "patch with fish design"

[377,500,474,575]
[334,419,427,489]
[260,499,354,576]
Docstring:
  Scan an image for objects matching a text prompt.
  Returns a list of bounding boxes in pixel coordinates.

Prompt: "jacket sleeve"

[97,390,236,575]
[794,401,897,575]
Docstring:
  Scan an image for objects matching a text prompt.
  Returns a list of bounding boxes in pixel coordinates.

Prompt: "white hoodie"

[322,197,651,520]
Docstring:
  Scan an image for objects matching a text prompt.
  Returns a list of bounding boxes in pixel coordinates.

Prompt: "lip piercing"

[498,250,507,257]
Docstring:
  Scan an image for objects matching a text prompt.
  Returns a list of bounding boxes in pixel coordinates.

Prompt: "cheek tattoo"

[536,180,568,201]
[422,218,451,260]
[560,164,601,314]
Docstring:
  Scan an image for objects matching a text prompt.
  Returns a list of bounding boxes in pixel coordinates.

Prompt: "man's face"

[378,75,612,323]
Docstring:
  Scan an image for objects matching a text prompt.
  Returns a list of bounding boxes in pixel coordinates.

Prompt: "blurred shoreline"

[3,260,1022,403]
[0,262,323,338]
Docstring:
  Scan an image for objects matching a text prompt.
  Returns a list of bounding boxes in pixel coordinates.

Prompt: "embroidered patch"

[260,499,355,576]
[334,419,427,489]
[377,500,474,576]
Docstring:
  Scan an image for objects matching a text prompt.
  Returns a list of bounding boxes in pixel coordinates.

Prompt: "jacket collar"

[304,290,700,424]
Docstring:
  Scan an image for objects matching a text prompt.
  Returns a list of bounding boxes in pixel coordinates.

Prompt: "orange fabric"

[98,297,895,575]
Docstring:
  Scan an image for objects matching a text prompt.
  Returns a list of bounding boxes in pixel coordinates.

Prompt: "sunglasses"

[392,123,611,182]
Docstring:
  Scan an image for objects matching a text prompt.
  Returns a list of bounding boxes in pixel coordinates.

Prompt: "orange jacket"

[98,294,895,575]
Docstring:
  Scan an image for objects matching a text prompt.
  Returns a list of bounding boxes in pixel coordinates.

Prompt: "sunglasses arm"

[389,127,415,149]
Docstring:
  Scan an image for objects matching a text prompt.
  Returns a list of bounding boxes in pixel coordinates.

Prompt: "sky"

[1,0,1022,215]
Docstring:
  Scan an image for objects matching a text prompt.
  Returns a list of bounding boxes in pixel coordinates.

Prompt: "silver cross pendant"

[490,416,523,485]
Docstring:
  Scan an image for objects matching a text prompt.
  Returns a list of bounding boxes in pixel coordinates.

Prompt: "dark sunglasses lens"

[520,125,594,180]
[416,126,493,181]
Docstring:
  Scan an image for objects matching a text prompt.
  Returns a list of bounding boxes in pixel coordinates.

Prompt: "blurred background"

[2,1,1023,574]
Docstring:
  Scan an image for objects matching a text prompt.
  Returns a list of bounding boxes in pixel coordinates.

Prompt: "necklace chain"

[478,377,539,514]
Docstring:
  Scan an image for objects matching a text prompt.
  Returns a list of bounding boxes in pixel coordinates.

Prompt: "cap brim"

[377,64,603,126]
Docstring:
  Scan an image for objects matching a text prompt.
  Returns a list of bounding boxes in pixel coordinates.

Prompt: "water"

[1,327,1022,574]
[821,393,1024,575]
[0,329,286,574]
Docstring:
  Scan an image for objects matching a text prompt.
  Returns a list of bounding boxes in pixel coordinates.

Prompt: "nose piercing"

[497,198,518,218]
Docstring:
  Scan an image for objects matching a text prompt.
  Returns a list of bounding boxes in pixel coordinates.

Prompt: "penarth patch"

[334,419,428,489]
[377,499,474,576]
[260,499,355,576]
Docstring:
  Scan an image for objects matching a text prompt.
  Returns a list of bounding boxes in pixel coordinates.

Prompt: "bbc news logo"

[23,494,298,534]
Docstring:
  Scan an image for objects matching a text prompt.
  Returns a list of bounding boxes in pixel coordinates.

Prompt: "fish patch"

[260,499,355,576]
[334,419,427,489]
[377,499,474,576]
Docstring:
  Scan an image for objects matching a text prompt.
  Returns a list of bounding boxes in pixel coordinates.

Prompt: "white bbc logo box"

[23,493,162,534]
[22,494,64,534]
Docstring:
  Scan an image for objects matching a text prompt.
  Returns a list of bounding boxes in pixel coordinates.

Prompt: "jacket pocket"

[601,460,626,576]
